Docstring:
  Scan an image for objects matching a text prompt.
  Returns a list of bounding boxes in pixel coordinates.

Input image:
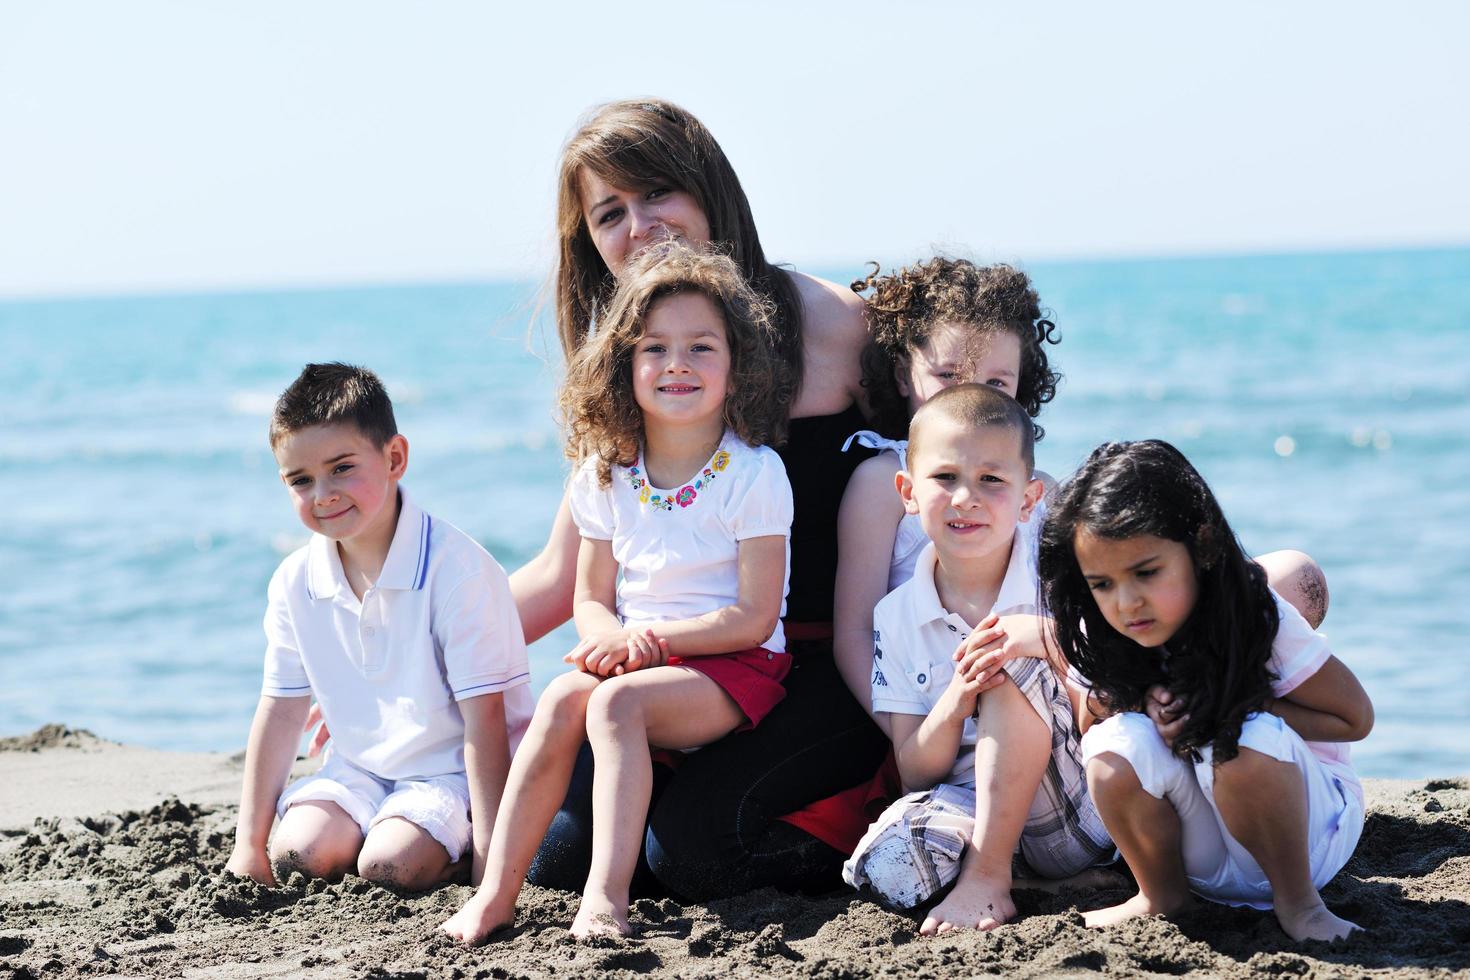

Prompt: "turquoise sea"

[2,248,1466,777]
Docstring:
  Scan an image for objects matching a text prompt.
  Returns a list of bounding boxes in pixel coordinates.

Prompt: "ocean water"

[2,248,1466,778]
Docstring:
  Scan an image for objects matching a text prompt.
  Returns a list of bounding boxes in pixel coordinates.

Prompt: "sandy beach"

[2,725,1467,979]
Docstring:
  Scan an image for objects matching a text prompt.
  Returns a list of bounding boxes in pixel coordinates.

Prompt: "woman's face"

[579,170,712,277]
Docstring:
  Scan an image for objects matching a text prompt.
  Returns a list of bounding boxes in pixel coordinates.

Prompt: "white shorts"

[1080,711,1363,909]
[277,751,473,862]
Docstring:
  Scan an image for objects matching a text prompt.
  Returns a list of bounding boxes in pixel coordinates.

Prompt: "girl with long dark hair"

[1038,440,1373,942]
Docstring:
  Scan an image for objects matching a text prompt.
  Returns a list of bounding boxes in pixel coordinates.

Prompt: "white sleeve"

[260,565,312,698]
[725,447,794,541]
[435,552,533,703]
[870,596,929,717]
[566,459,616,541]
[1268,590,1332,697]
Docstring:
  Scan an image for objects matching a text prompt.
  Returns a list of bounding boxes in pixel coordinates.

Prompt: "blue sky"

[2,1,1466,297]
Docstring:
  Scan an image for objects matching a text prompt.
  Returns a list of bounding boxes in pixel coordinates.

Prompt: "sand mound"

[0,725,110,753]
[1,778,1468,978]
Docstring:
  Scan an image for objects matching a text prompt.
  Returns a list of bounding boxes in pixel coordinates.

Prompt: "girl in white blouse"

[443,243,795,944]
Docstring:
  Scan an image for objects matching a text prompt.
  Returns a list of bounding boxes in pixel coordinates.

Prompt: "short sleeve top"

[260,488,534,781]
[870,522,1044,788]
[567,430,795,653]
[1266,590,1360,802]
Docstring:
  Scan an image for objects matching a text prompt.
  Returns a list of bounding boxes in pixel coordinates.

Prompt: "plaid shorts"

[842,658,1115,909]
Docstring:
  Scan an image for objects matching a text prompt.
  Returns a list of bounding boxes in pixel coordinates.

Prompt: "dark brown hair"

[269,362,397,449]
[559,243,792,487]
[1038,440,1278,764]
[853,258,1060,440]
[554,99,804,398]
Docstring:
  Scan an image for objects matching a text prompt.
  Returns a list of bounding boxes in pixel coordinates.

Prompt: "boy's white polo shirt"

[869,522,1041,787]
[261,487,533,782]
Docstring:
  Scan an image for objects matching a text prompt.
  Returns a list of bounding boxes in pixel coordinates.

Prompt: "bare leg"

[269,800,363,882]
[1257,550,1329,629]
[574,667,744,939]
[1082,752,1193,928]
[920,678,1048,935]
[357,816,456,890]
[441,670,601,944]
[1212,748,1359,941]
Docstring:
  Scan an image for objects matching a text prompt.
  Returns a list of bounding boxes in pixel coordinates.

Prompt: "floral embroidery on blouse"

[624,448,730,513]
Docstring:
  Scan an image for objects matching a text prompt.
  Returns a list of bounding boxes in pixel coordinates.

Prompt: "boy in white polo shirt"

[842,384,1113,932]
[225,362,533,891]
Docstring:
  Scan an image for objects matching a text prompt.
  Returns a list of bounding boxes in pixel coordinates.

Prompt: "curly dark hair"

[559,242,793,487]
[853,258,1060,441]
[1037,440,1279,765]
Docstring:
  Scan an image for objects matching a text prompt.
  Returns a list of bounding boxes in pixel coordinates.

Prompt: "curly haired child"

[442,242,797,943]
[834,257,1062,724]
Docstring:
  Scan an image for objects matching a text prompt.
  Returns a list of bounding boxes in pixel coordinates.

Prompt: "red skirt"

[671,647,791,729]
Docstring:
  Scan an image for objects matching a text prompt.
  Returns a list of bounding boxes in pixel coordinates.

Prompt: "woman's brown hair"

[555,99,803,398]
[559,243,793,487]
[853,258,1061,440]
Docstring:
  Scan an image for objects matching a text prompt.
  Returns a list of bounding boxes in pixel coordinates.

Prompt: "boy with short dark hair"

[226,362,533,890]
[843,384,1113,931]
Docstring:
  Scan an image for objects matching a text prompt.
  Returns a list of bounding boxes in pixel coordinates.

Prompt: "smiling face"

[274,422,407,547]
[898,414,1042,565]
[1072,529,1200,649]
[580,170,713,278]
[631,290,732,435]
[897,324,1022,419]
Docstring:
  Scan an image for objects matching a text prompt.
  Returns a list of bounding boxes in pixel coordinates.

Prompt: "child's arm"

[627,535,787,657]
[458,692,510,887]
[833,454,905,734]
[1268,655,1374,742]
[564,535,637,676]
[888,648,993,793]
[225,694,311,884]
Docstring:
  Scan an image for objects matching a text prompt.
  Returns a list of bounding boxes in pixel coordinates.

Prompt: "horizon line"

[3,238,1467,306]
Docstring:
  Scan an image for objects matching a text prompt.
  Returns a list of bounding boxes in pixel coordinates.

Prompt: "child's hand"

[949,614,1018,693]
[624,628,670,672]
[935,660,987,725]
[565,630,632,677]
[302,701,330,758]
[1145,684,1188,748]
[224,842,276,886]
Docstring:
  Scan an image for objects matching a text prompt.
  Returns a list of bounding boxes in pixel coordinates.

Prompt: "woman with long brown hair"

[512,98,889,901]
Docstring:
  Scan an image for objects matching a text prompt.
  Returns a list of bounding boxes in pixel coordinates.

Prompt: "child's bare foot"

[569,892,632,939]
[1083,889,1190,928]
[1275,900,1360,942]
[919,874,1016,934]
[440,890,516,945]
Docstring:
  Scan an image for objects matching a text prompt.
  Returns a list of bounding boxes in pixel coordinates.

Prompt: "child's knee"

[356,848,440,891]
[1211,746,1294,795]
[1258,549,1329,628]
[1086,750,1147,805]
[357,819,449,890]
[268,801,363,882]
[268,832,358,883]
[540,671,598,727]
[852,824,952,910]
[585,677,644,733]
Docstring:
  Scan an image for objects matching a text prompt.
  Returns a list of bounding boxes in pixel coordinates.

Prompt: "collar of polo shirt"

[305,486,434,600]
[901,521,1040,628]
